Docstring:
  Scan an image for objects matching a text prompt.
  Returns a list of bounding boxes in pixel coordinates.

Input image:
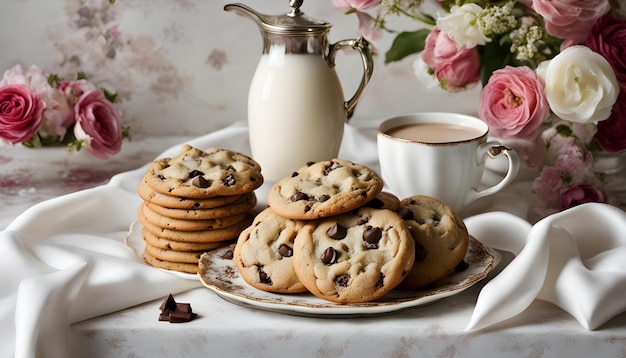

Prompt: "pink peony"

[595,92,626,153]
[73,90,123,159]
[531,0,610,44]
[586,14,626,91]
[479,66,549,140]
[421,27,480,92]
[332,0,380,12]
[558,184,608,210]
[532,166,564,206]
[554,142,593,183]
[0,84,45,144]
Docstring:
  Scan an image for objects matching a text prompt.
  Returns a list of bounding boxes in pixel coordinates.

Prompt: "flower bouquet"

[335,0,625,216]
[0,64,130,160]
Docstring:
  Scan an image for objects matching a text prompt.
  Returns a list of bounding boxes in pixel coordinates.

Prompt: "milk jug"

[225,1,374,181]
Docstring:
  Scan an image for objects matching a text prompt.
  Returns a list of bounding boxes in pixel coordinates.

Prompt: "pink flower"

[554,142,593,182]
[0,84,45,144]
[586,14,626,91]
[558,184,608,210]
[73,89,123,159]
[532,166,563,205]
[421,28,480,92]
[1,64,74,138]
[595,92,626,153]
[332,0,380,12]
[531,0,610,44]
[479,66,549,140]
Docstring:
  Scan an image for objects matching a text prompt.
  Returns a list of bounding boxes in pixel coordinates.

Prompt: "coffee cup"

[377,112,520,214]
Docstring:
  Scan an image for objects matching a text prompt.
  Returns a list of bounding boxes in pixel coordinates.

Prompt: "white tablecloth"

[2,121,626,358]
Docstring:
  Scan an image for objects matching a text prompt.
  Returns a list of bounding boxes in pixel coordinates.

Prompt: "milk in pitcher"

[248,52,345,181]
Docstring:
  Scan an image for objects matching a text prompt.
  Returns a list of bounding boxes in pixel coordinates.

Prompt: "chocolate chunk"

[192,176,210,188]
[318,194,330,202]
[259,268,272,285]
[189,170,204,178]
[222,174,236,187]
[323,161,342,175]
[455,260,469,272]
[219,249,234,260]
[357,215,370,225]
[336,273,350,287]
[158,294,196,323]
[321,247,338,265]
[415,243,427,262]
[291,171,299,177]
[326,223,347,240]
[159,294,177,313]
[290,191,308,202]
[376,273,384,288]
[396,207,414,220]
[365,197,384,208]
[363,225,382,249]
[278,244,293,258]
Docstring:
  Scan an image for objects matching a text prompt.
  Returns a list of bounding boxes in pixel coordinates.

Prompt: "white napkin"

[465,203,626,331]
[0,122,257,358]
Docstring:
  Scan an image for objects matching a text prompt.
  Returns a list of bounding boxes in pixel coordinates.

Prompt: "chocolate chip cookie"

[395,195,469,290]
[268,159,384,220]
[142,145,263,199]
[234,207,307,294]
[292,207,415,303]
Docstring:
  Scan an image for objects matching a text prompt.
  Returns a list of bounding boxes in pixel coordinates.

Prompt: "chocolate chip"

[414,243,427,262]
[365,197,384,208]
[336,273,350,287]
[259,268,272,285]
[376,273,384,288]
[396,207,414,220]
[219,249,234,260]
[278,244,293,258]
[324,161,342,175]
[192,176,210,188]
[290,192,308,202]
[189,170,204,178]
[357,215,370,225]
[222,174,236,187]
[318,194,330,202]
[326,223,347,240]
[363,225,382,249]
[321,247,338,265]
[307,161,315,166]
[455,260,469,272]
[417,218,426,225]
[291,171,299,177]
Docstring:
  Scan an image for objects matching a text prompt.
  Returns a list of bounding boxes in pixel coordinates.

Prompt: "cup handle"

[471,144,520,202]
[328,37,374,121]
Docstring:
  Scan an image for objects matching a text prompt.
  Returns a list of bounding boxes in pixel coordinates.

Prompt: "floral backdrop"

[0,0,481,138]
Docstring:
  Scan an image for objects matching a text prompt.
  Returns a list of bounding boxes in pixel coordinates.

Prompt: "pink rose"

[421,27,480,92]
[479,66,549,140]
[586,14,626,91]
[531,0,610,44]
[73,89,123,159]
[332,0,380,12]
[0,84,45,144]
[595,92,626,153]
[558,184,608,210]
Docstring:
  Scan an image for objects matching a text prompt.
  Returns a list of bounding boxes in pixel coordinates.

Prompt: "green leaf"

[76,71,87,81]
[478,41,511,86]
[102,88,120,103]
[384,29,430,64]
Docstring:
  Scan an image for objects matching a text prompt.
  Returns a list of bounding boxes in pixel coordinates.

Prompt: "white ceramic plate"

[198,237,498,317]
[124,220,200,281]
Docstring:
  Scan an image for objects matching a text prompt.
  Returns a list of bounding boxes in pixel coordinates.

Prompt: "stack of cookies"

[231,158,469,304]
[137,145,263,274]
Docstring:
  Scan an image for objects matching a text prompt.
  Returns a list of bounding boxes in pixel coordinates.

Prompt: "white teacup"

[377,113,520,214]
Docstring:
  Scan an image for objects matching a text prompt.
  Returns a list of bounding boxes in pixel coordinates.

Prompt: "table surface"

[3,133,626,358]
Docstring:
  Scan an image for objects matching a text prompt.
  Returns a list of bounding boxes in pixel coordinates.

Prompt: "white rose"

[537,45,619,124]
[436,3,490,49]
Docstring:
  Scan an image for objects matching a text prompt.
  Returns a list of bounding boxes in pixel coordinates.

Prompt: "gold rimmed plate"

[198,236,498,317]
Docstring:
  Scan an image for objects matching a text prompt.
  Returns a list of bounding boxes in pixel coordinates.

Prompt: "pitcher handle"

[328,37,374,121]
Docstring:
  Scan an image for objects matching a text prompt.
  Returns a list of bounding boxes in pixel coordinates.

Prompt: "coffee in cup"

[377,112,520,214]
